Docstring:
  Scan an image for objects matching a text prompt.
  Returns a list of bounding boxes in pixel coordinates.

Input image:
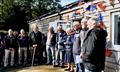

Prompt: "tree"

[0,0,62,31]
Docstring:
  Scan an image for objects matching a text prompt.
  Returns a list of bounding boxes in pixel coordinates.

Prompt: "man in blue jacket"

[54,25,67,68]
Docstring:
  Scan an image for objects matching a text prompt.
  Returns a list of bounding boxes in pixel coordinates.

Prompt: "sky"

[60,0,78,6]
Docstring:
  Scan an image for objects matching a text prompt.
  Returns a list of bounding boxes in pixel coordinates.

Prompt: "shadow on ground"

[0,65,65,72]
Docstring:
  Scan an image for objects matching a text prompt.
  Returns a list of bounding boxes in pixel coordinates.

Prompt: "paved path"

[2,65,66,72]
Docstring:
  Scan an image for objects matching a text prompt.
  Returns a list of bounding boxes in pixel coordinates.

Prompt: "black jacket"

[81,28,107,70]
[18,35,29,47]
[4,35,18,49]
[29,31,43,47]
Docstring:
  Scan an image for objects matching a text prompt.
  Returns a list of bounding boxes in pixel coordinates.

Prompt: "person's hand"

[64,42,66,45]
[57,42,59,44]
[80,53,83,59]
[32,44,37,48]
[9,48,14,51]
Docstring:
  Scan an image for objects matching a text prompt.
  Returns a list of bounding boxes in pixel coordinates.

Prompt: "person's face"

[81,21,87,29]
[8,30,13,35]
[66,29,71,35]
[57,26,62,32]
[87,20,91,29]
[73,22,80,30]
[33,26,38,32]
[20,30,25,35]
[87,20,96,29]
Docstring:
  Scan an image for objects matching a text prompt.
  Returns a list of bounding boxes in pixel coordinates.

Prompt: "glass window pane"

[114,15,120,45]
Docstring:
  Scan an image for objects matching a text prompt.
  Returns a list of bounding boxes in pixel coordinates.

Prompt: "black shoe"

[60,65,65,68]
[46,63,51,65]
[64,68,70,71]
[53,65,59,67]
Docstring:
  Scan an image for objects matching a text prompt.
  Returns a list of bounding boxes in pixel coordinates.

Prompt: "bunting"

[90,4,97,12]
[97,1,107,12]
[109,0,115,7]
[84,3,91,11]
[98,13,103,22]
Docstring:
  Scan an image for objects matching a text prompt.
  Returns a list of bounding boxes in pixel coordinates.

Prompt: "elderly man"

[29,23,43,65]
[54,25,67,68]
[81,18,107,72]
[4,29,16,67]
[80,18,88,46]
[72,21,84,72]
[18,29,29,66]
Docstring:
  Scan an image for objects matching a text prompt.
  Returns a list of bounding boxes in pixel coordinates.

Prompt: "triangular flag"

[98,13,103,22]
[72,12,77,18]
[84,3,91,11]
[90,4,96,12]
[97,1,107,12]
[109,0,115,7]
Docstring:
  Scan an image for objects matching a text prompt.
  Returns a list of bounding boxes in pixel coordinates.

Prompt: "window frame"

[112,12,120,50]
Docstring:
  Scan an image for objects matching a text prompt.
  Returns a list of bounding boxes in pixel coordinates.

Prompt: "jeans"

[18,47,27,64]
[46,45,55,64]
[4,49,15,67]
[85,68,102,72]
[76,63,84,72]
[73,54,84,72]
[55,45,65,66]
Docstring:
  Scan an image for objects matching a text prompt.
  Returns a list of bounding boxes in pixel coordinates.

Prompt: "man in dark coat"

[81,18,107,72]
[4,29,17,67]
[29,23,43,65]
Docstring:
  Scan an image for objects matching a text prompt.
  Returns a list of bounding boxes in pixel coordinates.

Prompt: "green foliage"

[0,0,61,31]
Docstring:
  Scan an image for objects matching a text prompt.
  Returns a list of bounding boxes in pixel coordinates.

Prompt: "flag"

[72,12,77,18]
[90,4,96,12]
[84,3,91,11]
[109,0,115,7]
[97,1,107,12]
[98,13,103,22]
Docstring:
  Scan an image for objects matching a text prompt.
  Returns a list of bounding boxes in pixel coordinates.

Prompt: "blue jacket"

[65,35,74,51]
[4,35,18,49]
[18,35,29,47]
[56,30,67,50]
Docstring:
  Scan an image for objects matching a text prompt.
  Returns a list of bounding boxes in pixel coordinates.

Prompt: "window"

[112,12,120,49]
[114,15,120,45]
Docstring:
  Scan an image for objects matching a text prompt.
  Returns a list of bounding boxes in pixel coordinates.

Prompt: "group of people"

[0,24,45,69]
[0,17,107,72]
[46,18,107,72]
